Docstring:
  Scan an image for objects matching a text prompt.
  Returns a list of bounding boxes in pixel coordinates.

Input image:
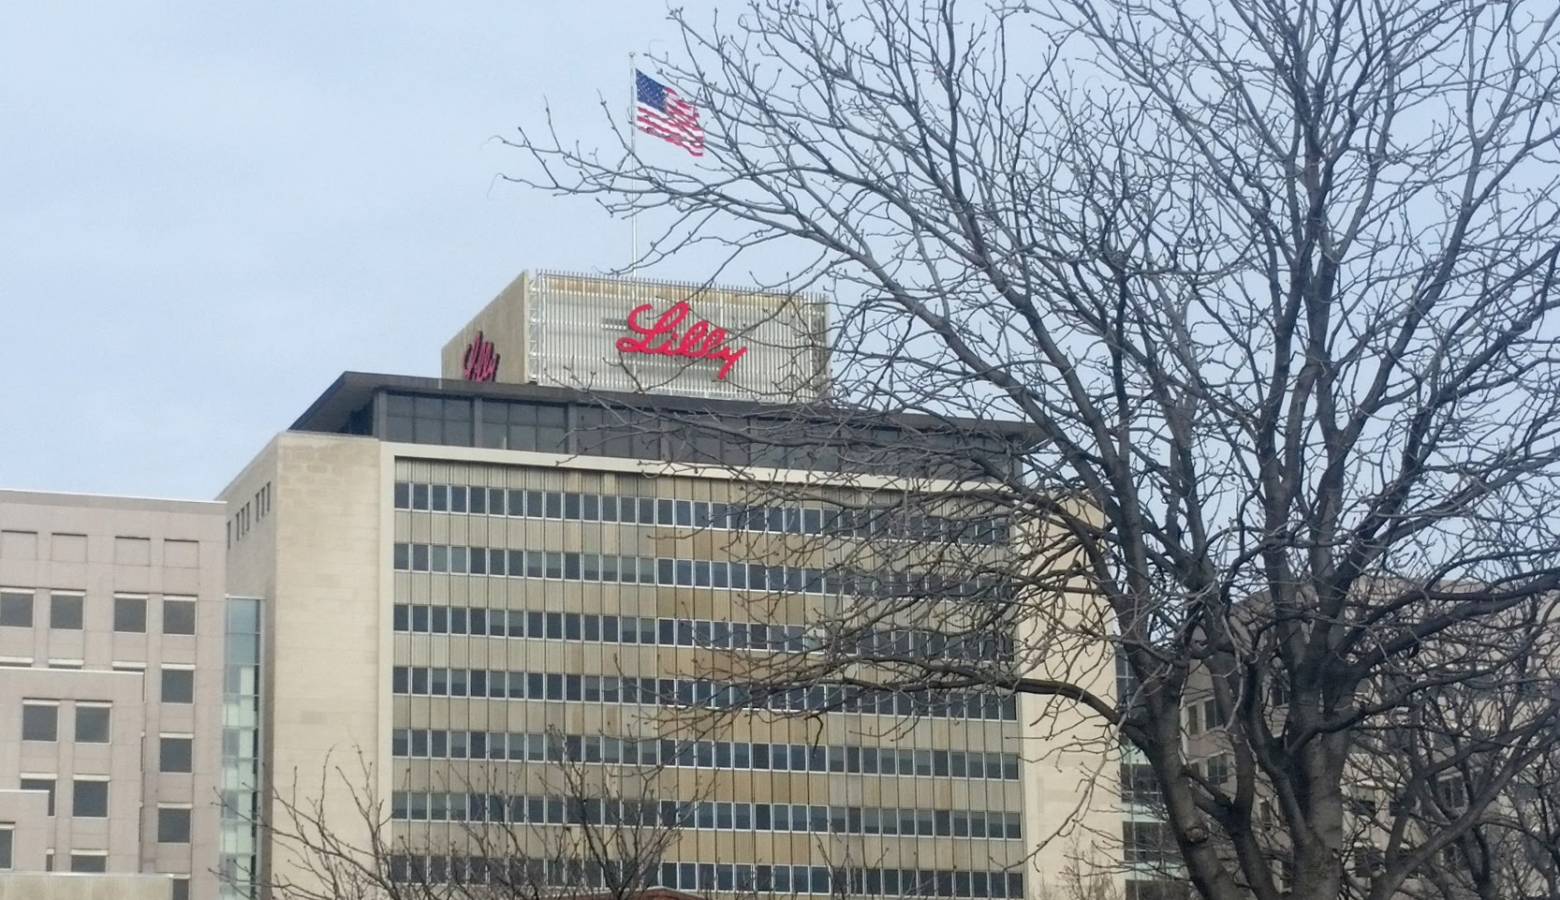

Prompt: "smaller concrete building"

[0,490,229,900]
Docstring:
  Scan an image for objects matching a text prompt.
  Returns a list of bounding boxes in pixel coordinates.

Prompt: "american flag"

[635,69,705,157]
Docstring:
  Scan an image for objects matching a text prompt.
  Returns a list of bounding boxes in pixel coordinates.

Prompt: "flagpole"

[628,53,639,281]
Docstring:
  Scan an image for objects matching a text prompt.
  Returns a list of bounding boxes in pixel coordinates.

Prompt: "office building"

[0,490,231,900]
[221,272,1120,900]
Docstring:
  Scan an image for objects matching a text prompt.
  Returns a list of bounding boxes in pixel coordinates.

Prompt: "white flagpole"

[628,53,639,281]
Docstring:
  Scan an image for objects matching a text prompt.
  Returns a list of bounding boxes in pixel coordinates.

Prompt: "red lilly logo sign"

[615,301,748,381]
[462,331,500,382]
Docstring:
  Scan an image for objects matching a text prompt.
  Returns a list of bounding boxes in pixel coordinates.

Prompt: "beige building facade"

[221,365,1121,900]
[0,490,229,900]
[440,270,831,403]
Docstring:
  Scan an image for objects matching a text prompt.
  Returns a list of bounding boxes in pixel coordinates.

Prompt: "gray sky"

[0,2,694,499]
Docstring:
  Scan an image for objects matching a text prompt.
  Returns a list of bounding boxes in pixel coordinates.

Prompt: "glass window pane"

[70,854,106,872]
[49,594,83,629]
[162,669,195,704]
[163,599,197,635]
[22,704,57,741]
[160,737,193,773]
[158,807,192,843]
[0,591,33,627]
[75,706,110,742]
[71,780,108,817]
[114,596,146,632]
[19,777,54,816]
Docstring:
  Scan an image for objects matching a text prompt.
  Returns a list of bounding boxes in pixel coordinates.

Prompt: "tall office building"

[0,490,231,900]
[221,272,1118,899]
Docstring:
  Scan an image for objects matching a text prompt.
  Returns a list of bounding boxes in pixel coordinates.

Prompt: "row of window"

[18,705,193,771]
[20,703,110,742]
[379,393,1018,481]
[392,543,1004,601]
[394,482,1010,546]
[389,791,1022,839]
[39,850,176,875]
[391,729,1022,780]
[392,605,1014,662]
[392,666,1018,721]
[12,776,107,817]
[388,853,1026,899]
[0,590,198,635]
[7,777,191,844]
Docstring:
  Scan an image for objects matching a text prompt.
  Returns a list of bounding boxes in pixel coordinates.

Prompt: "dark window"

[478,401,567,452]
[163,599,197,635]
[69,854,106,873]
[49,593,83,629]
[113,596,146,632]
[0,591,32,627]
[158,807,192,843]
[75,705,110,742]
[413,395,472,445]
[19,777,54,816]
[1123,822,1179,864]
[22,704,57,741]
[160,736,193,773]
[1124,881,1191,900]
[162,669,195,704]
[72,780,108,817]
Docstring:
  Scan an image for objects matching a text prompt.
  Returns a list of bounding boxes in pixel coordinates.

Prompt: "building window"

[163,599,197,635]
[0,591,32,627]
[385,394,474,446]
[162,668,195,704]
[1204,754,1231,787]
[476,400,567,452]
[0,825,12,871]
[172,878,190,900]
[1123,821,1178,865]
[22,703,58,741]
[19,777,55,816]
[72,780,108,817]
[49,593,83,630]
[1120,763,1162,807]
[1125,881,1191,900]
[158,806,192,843]
[113,596,147,633]
[69,853,107,873]
[74,705,111,743]
[160,736,193,773]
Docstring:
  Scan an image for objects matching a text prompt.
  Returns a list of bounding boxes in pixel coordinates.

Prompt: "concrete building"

[0,490,230,900]
[220,272,1121,900]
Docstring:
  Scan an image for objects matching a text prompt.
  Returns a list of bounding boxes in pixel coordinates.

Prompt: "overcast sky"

[0,2,709,499]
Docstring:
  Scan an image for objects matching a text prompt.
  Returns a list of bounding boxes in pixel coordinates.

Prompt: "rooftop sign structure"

[441,270,829,403]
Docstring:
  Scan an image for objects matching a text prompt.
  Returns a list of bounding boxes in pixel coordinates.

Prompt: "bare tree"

[246,737,703,900]
[507,1,1560,899]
